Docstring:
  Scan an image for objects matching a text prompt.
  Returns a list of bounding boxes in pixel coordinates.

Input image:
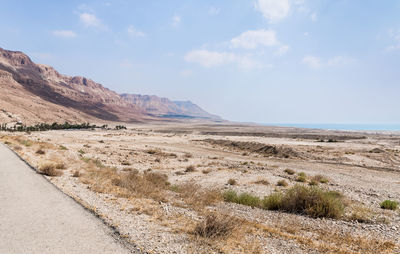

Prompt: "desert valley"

[1,47,400,254]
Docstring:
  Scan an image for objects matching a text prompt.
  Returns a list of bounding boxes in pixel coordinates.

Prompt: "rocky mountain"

[120,94,220,120]
[0,47,220,125]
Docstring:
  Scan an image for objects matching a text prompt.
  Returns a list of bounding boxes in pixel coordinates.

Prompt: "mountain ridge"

[0,47,220,125]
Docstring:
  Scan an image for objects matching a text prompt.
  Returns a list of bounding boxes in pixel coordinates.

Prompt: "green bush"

[262,192,283,210]
[380,200,398,210]
[223,185,345,219]
[223,190,260,207]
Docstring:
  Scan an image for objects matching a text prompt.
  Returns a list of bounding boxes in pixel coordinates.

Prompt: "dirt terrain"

[1,123,399,253]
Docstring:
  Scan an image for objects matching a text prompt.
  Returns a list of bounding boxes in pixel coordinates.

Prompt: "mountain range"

[0,47,220,125]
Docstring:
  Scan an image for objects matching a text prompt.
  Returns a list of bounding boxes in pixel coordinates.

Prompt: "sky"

[1,0,400,124]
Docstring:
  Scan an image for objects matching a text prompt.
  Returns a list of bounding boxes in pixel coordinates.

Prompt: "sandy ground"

[1,122,399,253]
[0,143,137,254]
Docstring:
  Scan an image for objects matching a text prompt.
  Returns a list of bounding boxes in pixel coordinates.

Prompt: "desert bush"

[312,174,329,184]
[35,149,45,155]
[262,192,283,210]
[121,160,131,166]
[227,178,237,185]
[309,180,319,186]
[223,190,261,207]
[38,164,62,177]
[72,170,81,177]
[55,163,66,170]
[254,179,269,185]
[185,165,196,172]
[59,145,68,150]
[174,182,222,208]
[284,169,295,175]
[277,180,288,187]
[296,173,307,182]
[277,185,345,218]
[380,200,398,210]
[347,204,373,223]
[193,214,235,239]
[202,169,211,174]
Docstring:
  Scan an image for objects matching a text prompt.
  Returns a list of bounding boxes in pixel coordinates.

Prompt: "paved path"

[0,143,134,254]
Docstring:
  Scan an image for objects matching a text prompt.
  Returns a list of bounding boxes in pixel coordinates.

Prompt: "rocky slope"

[0,47,220,125]
[121,94,220,120]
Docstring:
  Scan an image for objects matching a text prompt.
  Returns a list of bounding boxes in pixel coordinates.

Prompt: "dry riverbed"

[1,123,399,253]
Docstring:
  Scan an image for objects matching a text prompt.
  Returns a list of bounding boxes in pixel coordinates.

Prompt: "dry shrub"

[194,213,235,239]
[35,149,45,155]
[38,163,63,177]
[121,160,131,166]
[55,163,66,170]
[284,169,295,175]
[175,183,222,209]
[185,165,196,172]
[312,174,329,184]
[227,178,237,185]
[347,204,373,223]
[277,180,288,187]
[254,179,269,185]
[110,170,170,201]
[145,148,177,158]
[276,185,345,219]
[202,169,212,174]
[72,170,81,177]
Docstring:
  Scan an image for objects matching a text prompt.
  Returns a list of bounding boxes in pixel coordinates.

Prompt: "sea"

[264,123,400,132]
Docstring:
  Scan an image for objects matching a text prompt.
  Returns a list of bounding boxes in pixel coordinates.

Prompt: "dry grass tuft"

[35,149,45,155]
[193,213,235,239]
[72,170,81,177]
[185,165,196,172]
[227,178,237,185]
[277,180,288,187]
[254,179,269,185]
[284,169,295,175]
[38,163,63,177]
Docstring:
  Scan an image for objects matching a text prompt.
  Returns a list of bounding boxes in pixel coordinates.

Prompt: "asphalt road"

[0,143,135,254]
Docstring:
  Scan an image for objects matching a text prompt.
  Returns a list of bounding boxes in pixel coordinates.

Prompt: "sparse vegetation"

[277,180,288,187]
[254,179,269,185]
[193,213,235,239]
[296,172,307,182]
[185,165,196,172]
[312,174,329,184]
[284,168,295,175]
[35,149,45,155]
[38,163,63,177]
[224,185,345,219]
[380,200,398,210]
[227,178,237,185]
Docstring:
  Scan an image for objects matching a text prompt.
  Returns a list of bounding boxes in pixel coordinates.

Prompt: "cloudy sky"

[1,0,400,124]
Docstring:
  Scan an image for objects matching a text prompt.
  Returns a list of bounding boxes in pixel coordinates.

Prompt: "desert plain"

[1,122,399,253]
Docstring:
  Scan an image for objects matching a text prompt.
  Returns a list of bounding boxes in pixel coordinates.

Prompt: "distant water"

[264,123,400,132]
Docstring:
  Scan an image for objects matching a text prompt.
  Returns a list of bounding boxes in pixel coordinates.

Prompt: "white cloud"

[327,56,357,66]
[208,6,220,15]
[52,30,76,38]
[80,12,102,27]
[172,15,181,26]
[184,50,235,68]
[310,12,318,22]
[303,55,357,68]
[386,29,400,51]
[184,50,268,70]
[231,29,279,49]
[276,45,290,55]
[303,32,309,36]
[127,25,145,37]
[302,56,321,69]
[255,0,290,23]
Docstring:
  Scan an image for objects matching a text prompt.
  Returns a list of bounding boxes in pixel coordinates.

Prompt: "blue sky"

[1,0,400,124]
